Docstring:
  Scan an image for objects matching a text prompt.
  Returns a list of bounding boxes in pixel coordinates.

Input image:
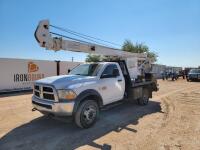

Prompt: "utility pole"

[55,60,60,76]
[72,57,74,62]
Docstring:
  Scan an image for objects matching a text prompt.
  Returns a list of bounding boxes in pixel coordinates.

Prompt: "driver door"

[98,64,125,105]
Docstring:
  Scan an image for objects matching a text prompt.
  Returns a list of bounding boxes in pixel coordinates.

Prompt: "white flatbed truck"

[32,20,158,128]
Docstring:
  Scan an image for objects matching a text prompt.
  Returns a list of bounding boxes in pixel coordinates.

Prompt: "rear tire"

[75,100,99,128]
[138,88,149,105]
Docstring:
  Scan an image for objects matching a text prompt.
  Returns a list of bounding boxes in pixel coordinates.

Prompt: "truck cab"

[187,68,200,81]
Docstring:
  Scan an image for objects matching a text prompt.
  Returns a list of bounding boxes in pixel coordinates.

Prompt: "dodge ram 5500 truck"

[32,61,157,128]
[32,20,158,128]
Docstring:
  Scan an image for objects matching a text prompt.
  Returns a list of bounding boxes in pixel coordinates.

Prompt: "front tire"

[75,100,99,128]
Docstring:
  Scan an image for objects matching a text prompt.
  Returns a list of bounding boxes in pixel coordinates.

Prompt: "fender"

[72,89,103,115]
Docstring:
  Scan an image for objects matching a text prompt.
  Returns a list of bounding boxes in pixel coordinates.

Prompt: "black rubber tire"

[138,88,149,105]
[75,100,99,128]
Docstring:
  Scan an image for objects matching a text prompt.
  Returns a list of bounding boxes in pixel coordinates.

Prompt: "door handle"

[118,79,122,82]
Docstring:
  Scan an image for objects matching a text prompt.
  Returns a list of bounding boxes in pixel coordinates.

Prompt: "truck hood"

[188,73,200,75]
[35,75,98,89]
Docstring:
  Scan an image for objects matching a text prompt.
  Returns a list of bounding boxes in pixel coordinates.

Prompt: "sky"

[0,0,200,67]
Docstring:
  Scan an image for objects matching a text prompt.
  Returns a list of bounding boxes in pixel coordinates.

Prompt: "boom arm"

[34,20,147,59]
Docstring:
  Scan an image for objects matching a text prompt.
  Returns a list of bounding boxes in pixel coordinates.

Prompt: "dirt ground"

[0,79,200,150]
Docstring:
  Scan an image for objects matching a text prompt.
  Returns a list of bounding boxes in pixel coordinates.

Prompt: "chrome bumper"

[32,96,75,116]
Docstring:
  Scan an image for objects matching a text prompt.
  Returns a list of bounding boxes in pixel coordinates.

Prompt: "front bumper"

[32,96,75,116]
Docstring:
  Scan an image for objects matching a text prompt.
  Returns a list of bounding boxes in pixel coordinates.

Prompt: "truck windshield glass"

[69,64,102,76]
[190,69,200,73]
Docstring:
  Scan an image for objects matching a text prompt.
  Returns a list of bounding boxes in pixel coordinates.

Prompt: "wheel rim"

[82,105,97,124]
[143,95,149,104]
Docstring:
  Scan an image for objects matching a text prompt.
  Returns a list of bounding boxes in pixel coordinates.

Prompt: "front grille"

[43,93,54,100]
[35,85,40,90]
[34,91,40,97]
[43,86,53,92]
[34,84,56,101]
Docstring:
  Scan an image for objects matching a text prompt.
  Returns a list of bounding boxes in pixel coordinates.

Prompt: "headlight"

[58,90,77,100]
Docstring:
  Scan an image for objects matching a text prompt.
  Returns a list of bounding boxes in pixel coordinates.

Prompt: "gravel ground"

[0,79,200,150]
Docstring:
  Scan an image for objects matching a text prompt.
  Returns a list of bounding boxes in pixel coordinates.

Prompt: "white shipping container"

[152,64,166,79]
[0,58,82,92]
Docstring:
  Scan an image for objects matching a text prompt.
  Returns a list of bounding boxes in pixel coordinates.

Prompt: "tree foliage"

[85,39,158,63]
[122,39,158,62]
[85,54,101,62]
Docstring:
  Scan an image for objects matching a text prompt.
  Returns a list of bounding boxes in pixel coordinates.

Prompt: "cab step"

[101,100,124,111]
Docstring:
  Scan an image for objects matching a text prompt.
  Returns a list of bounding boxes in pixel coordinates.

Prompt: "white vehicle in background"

[32,20,158,128]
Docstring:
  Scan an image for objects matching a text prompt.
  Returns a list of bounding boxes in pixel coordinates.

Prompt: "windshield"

[189,69,200,73]
[69,64,102,76]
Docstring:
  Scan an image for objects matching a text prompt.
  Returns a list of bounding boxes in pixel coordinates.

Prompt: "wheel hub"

[83,106,96,123]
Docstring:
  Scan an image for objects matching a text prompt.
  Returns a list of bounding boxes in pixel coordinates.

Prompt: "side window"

[101,64,119,77]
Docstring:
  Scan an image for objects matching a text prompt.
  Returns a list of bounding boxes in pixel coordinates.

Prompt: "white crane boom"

[34,20,152,79]
[34,20,147,59]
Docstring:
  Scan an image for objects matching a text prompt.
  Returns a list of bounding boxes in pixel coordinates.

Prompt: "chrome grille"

[34,84,56,101]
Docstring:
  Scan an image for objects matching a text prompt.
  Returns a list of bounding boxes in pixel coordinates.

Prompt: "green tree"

[85,40,158,62]
[122,39,158,62]
[85,54,101,62]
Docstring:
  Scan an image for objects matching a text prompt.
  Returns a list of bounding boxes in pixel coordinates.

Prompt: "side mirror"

[68,69,71,73]
[101,74,111,78]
